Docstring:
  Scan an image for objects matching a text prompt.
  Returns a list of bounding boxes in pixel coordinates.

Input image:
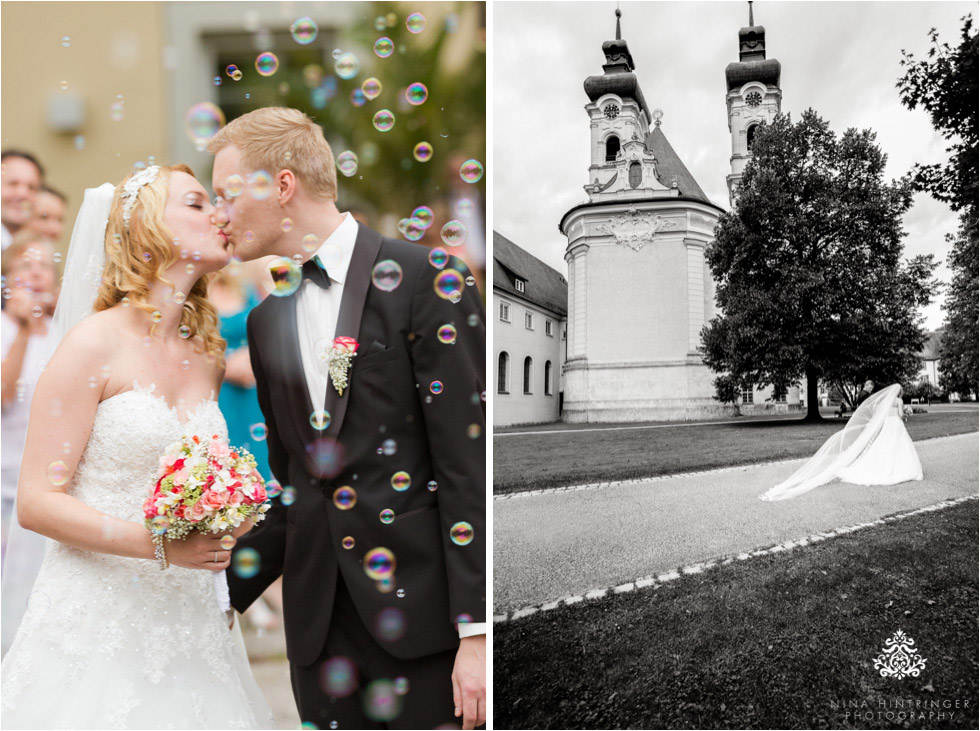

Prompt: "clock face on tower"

[745,91,763,108]
[603,103,620,120]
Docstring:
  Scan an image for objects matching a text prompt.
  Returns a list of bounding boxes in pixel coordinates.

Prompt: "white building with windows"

[493,232,568,427]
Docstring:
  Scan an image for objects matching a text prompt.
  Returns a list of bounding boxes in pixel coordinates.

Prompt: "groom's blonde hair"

[207,107,337,201]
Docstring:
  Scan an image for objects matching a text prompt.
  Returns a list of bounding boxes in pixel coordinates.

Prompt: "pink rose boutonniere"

[323,336,359,396]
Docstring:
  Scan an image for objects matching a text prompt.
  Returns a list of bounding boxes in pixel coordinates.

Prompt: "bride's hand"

[166,530,233,572]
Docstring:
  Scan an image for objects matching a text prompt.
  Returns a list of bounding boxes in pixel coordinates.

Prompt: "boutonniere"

[324,336,359,396]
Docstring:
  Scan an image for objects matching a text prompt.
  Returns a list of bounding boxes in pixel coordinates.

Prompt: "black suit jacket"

[228,223,486,667]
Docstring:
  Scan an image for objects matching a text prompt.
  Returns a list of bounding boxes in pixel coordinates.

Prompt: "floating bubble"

[224,174,245,198]
[381,439,396,456]
[430,381,443,395]
[305,437,346,479]
[456,198,475,216]
[411,206,434,228]
[213,76,223,86]
[390,471,411,492]
[403,218,425,242]
[150,516,169,535]
[181,359,191,370]
[225,64,239,77]
[467,423,481,439]
[248,169,274,200]
[364,678,403,722]
[350,88,366,107]
[450,521,474,546]
[151,310,162,323]
[386,12,397,27]
[455,613,474,623]
[243,231,255,243]
[335,52,359,80]
[232,69,243,81]
[61,36,71,47]
[371,260,403,292]
[406,12,426,33]
[362,77,382,100]
[173,291,186,304]
[232,548,261,579]
[440,220,467,247]
[219,534,236,550]
[32,305,44,318]
[336,151,358,177]
[459,159,484,184]
[320,656,357,698]
[249,423,268,442]
[428,248,448,269]
[291,17,318,44]
[374,37,394,58]
[255,52,279,76]
[394,677,409,695]
[376,577,396,593]
[396,588,405,598]
[405,82,428,106]
[434,270,463,300]
[333,486,357,510]
[363,547,396,580]
[380,508,395,524]
[281,217,294,232]
[413,141,433,162]
[372,109,395,132]
[60,81,68,90]
[110,100,125,122]
[465,275,476,287]
[184,102,225,147]
[374,609,407,644]
[342,536,355,550]
[268,258,302,297]
[437,324,457,344]
[427,480,438,492]
[281,486,297,506]
[374,16,386,31]
[302,234,320,252]
[266,480,282,499]
[178,325,191,339]
[310,410,331,431]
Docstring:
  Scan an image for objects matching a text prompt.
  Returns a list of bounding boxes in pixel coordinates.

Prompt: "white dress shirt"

[295,213,485,639]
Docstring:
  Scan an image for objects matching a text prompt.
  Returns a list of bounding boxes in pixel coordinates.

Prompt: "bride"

[0,165,275,728]
[760,384,923,501]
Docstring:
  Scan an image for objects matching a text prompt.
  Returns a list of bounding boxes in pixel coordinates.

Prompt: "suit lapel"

[321,223,383,442]
[276,293,315,452]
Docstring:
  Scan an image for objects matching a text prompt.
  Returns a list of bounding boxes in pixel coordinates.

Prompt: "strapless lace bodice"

[1,383,274,729]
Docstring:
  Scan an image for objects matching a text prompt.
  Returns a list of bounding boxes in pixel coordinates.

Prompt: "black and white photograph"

[1,2,487,729]
[492,1,977,728]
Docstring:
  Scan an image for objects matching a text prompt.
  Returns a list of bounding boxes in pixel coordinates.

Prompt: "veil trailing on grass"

[759,384,902,501]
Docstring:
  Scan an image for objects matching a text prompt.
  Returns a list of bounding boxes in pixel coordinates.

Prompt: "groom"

[209,108,486,729]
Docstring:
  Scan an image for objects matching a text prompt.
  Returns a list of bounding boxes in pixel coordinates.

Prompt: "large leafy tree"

[898,15,978,397]
[702,110,937,420]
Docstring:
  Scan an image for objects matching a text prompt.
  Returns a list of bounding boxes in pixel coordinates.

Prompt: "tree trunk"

[804,362,822,421]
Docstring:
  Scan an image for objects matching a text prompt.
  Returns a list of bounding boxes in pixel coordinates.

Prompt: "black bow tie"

[301,256,332,290]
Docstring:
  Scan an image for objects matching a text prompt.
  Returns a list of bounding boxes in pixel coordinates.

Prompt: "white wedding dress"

[837,397,923,485]
[0,383,275,730]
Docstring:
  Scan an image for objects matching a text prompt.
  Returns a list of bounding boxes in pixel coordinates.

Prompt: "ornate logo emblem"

[873,630,927,679]
[596,206,674,251]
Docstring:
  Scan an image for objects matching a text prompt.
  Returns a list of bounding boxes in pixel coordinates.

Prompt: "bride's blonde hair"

[93,164,225,364]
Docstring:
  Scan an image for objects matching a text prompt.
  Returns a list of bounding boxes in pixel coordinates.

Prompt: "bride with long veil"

[760,384,923,501]
[0,166,274,728]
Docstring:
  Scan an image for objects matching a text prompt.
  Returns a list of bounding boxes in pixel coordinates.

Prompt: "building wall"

[1,2,168,251]
[493,290,565,427]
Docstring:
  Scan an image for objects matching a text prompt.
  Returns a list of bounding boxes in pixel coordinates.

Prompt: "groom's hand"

[452,634,486,729]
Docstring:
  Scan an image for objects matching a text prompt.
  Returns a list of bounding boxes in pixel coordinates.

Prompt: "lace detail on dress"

[0,387,274,729]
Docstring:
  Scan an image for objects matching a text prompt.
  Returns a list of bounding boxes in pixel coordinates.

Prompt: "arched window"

[523,356,533,395]
[545,361,553,396]
[497,352,509,394]
[605,136,620,163]
[628,161,642,188]
[746,124,759,153]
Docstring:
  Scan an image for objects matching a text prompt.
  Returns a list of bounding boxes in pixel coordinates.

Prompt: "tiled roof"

[492,231,568,317]
[919,329,943,361]
[644,125,714,206]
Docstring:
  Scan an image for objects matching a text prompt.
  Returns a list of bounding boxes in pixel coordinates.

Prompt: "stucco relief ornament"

[873,630,927,679]
[597,206,672,251]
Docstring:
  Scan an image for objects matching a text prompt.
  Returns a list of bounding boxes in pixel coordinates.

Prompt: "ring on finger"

[214,551,219,563]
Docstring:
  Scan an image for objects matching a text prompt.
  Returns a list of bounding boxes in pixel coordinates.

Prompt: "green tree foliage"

[701,110,937,420]
[898,16,978,398]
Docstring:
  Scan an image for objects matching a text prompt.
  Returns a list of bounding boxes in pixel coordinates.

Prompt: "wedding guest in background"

[27,186,67,245]
[0,231,60,558]
[1,151,44,252]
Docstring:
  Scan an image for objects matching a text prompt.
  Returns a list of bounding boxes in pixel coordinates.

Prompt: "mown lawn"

[493,500,979,729]
[493,409,978,494]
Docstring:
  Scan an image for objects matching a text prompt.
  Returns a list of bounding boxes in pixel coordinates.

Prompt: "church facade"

[559,8,800,422]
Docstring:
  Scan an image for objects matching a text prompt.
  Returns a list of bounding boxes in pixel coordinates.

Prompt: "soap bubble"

[178,325,191,339]
[248,170,274,200]
[364,678,403,721]
[266,480,282,499]
[336,151,358,177]
[406,12,426,33]
[291,17,318,44]
[374,37,394,58]
[342,536,355,550]
[335,52,359,80]
[232,548,261,578]
[309,410,331,431]
[390,471,411,492]
[249,423,268,441]
[413,141,433,162]
[61,36,71,47]
[450,521,474,546]
[110,100,125,122]
[281,218,294,232]
[411,206,434,228]
[255,52,279,76]
[320,656,357,698]
[219,535,236,550]
[433,270,463,300]
[362,77,382,100]
[437,324,457,344]
[429,381,443,395]
[363,547,396,580]
[150,516,169,535]
[405,82,428,106]
[371,260,403,292]
[280,486,297,506]
[224,174,245,198]
[350,89,366,107]
[333,486,357,510]
[269,258,302,297]
[459,159,484,184]
[428,248,448,269]
[184,102,225,147]
[380,508,395,524]
[372,109,395,132]
[374,609,407,644]
[402,218,425,242]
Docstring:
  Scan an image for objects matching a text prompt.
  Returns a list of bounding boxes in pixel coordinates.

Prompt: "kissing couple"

[1,107,487,730]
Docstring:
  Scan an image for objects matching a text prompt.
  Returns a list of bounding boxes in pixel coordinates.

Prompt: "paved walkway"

[493,432,979,615]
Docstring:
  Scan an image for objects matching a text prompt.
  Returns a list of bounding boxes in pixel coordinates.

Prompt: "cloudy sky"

[492,0,973,330]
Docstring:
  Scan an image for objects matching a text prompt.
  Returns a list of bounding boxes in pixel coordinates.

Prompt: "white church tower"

[559,9,730,422]
[725,1,782,206]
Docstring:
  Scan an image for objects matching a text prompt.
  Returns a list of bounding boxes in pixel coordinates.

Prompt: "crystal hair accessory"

[121,165,161,228]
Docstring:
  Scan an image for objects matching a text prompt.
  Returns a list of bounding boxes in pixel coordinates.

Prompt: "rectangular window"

[545,320,553,337]
[774,391,787,404]
[741,387,754,405]
[515,279,525,293]
[525,312,533,330]
[499,303,510,322]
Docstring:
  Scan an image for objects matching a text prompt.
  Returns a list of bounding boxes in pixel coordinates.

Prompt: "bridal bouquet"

[143,434,271,609]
